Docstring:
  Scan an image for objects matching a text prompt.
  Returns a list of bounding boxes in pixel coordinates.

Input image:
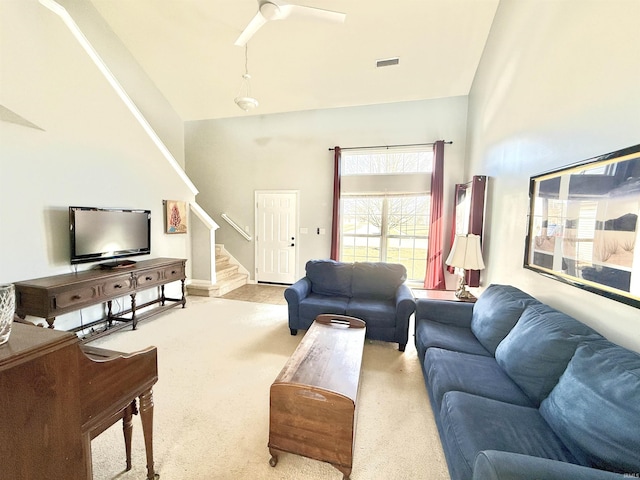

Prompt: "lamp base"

[455,286,474,299]
[455,273,474,299]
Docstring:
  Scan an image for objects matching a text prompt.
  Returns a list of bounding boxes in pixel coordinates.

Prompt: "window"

[339,148,433,281]
[342,151,433,175]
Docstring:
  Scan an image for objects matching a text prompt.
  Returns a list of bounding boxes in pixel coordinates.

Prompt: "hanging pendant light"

[235,44,259,111]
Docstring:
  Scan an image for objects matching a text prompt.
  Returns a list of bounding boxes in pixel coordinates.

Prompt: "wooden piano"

[0,323,159,480]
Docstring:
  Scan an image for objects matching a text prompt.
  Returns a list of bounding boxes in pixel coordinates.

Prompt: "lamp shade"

[445,234,485,270]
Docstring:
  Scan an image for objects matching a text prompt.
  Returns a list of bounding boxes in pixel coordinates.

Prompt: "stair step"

[186,281,218,297]
[187,244,248,297]
[216,256,231,268]
[187,274,249,297]
[211,273,249,297]
[216,262,239,280]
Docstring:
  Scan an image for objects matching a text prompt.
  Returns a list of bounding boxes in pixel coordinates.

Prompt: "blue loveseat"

[415,284,640,480]
[284,259,415,351]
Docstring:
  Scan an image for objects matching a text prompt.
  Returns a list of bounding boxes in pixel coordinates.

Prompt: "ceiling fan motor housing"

[259,1,281,20]
[235,0,346,46]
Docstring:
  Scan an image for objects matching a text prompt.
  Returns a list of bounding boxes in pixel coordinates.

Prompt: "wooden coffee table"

[268,314,366,479]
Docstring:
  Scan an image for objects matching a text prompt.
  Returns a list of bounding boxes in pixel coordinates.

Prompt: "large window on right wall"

[339,148,433,282]
[525,144,640,308]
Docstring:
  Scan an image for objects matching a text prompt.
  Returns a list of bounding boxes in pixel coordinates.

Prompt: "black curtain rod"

[328,141,452,151]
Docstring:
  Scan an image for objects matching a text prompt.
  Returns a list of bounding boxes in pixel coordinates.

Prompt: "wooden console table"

[268,314,366,480]
[14,257,186,337]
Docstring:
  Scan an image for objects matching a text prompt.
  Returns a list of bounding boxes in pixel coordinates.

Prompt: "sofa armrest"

[393,284,416,350]
[285,277,311,302]
[415,298,474,329]
[473,450,626,480]
[284,278,312,330]
[395,284,416,317]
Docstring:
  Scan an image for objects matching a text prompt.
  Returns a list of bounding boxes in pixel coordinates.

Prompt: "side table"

[413,289,477,303]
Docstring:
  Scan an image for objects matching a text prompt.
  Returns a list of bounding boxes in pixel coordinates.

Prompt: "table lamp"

[445,234,485,299]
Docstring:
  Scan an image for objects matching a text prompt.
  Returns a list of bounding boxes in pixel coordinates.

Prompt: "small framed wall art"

[165,200,187,234]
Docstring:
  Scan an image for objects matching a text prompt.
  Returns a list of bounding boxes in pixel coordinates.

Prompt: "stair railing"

[221,213,252,241]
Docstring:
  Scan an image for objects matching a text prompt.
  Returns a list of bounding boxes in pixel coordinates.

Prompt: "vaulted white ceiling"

[90,0,499,121]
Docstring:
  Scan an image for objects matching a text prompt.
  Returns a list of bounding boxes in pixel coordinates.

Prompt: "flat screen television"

[69,206,151,266]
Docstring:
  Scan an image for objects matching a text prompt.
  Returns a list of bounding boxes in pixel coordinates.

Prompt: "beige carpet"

[88,296,449,480]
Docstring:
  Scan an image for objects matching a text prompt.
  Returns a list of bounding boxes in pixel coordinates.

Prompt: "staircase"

[187,245,248,297]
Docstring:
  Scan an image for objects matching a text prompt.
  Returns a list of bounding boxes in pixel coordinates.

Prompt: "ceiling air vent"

[376,57,400,68]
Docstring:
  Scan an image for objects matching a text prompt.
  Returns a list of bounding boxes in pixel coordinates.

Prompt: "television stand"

[14,258,186,339]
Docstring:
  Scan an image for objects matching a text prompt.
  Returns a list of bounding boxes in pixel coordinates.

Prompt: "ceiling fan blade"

[280,4,346,23]
[234,11,268,46]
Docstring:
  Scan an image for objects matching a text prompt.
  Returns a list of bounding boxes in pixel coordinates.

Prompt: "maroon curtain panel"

[330,146,341,260]
[424,140,446,289]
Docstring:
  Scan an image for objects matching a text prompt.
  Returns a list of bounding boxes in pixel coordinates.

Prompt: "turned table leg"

[122,401,136,470]
[107,300,114,327]
[130,293,138,330]
[139,388,159,479]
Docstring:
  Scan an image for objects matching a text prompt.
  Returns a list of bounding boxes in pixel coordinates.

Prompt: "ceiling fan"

[234,0,346,47]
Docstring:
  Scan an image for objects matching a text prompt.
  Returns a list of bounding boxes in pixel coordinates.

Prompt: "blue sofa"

[415,284,640,480]
[284,259,415,351]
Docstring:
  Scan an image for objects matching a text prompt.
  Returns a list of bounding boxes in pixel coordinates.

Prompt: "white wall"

[0,0,194,330]
[466,0,640,351]
[185,97,469,283]
[57,0,186,168]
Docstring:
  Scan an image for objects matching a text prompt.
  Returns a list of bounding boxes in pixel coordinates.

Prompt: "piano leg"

[123,400,136,471]
[139,388,160,479]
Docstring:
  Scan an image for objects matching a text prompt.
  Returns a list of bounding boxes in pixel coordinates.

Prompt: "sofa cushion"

[425,348,534,411]
[298,293,349,328]
[470,284,539,355]
[473,450,626,480]
[495,303,603,406]
[346,297,397,328]
[351,262,406,300]
[415,319,492,361]
[416,298,475,329]
[540,340,640,474]
[440,391,579,480]
[305,259,353,297]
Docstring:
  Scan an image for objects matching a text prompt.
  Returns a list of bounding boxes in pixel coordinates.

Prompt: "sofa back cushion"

[495,303,603,405]
[351,262,406,300]
[540,340,640,473]
[470,284,539,355]
[305,259,353,297]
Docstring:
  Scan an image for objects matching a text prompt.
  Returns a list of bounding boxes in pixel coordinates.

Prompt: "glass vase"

[0,284,15,346]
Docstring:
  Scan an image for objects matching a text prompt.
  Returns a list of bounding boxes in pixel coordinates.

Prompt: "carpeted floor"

[88,295,449,480]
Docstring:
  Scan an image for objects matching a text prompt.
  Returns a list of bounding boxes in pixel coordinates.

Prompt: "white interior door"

[255,191,298,284]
